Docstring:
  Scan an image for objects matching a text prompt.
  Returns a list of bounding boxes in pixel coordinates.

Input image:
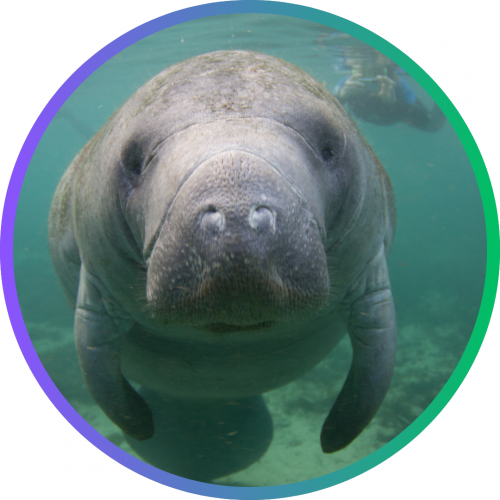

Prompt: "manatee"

[49,50,397,480]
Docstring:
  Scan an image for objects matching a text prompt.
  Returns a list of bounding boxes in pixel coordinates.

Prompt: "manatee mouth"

[192,321,276,334]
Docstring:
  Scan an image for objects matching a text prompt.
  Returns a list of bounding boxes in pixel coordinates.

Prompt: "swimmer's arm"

[335,72,366,103]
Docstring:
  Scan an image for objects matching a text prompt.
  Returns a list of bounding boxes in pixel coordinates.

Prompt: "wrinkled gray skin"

[49,50,396,454]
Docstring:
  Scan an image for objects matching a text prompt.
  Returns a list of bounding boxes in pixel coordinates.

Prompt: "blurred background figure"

[318,34,445,132]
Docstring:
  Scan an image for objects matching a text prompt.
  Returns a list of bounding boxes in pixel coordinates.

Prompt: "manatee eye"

[121,140,146,178]
[321,147,334,162]
[320,142,341,169]
[320,132,346,170]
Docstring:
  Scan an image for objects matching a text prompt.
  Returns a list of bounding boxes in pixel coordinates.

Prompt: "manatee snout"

[146,151,329,327]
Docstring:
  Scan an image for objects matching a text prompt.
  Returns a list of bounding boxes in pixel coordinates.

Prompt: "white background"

[1,1,498,498]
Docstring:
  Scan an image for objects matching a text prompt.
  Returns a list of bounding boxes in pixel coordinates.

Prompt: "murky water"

[13,14,486,486]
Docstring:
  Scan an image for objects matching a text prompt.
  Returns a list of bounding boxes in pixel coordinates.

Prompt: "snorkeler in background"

[333,50,446,132]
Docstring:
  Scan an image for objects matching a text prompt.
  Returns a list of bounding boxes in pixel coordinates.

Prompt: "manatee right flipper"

[321,247,397,453]
[74,265,154,440]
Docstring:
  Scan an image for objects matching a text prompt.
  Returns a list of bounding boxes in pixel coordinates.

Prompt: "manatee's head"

[147,149,330,330]
[114,51,372,332]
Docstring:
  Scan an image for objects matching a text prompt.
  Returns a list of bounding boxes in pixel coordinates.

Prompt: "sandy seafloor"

[26,286,470,487]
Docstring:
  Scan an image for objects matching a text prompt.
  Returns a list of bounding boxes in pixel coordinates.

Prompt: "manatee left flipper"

[74,265,154,440]
[321,247,397,453]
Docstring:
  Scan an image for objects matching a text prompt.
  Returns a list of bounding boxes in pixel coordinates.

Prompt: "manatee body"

[49,50,397,479]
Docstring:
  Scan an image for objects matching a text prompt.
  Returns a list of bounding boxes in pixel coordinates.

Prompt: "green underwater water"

[13,14,486,486]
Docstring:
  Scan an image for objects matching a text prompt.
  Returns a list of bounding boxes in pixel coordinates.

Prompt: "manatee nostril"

[249,205,275,232]
[201,207,224,235]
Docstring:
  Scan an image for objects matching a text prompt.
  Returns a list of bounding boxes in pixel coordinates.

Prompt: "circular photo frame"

[2,1,498,498]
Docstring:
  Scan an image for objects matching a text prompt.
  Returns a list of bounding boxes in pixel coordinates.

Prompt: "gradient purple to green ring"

[1,1,498,498]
